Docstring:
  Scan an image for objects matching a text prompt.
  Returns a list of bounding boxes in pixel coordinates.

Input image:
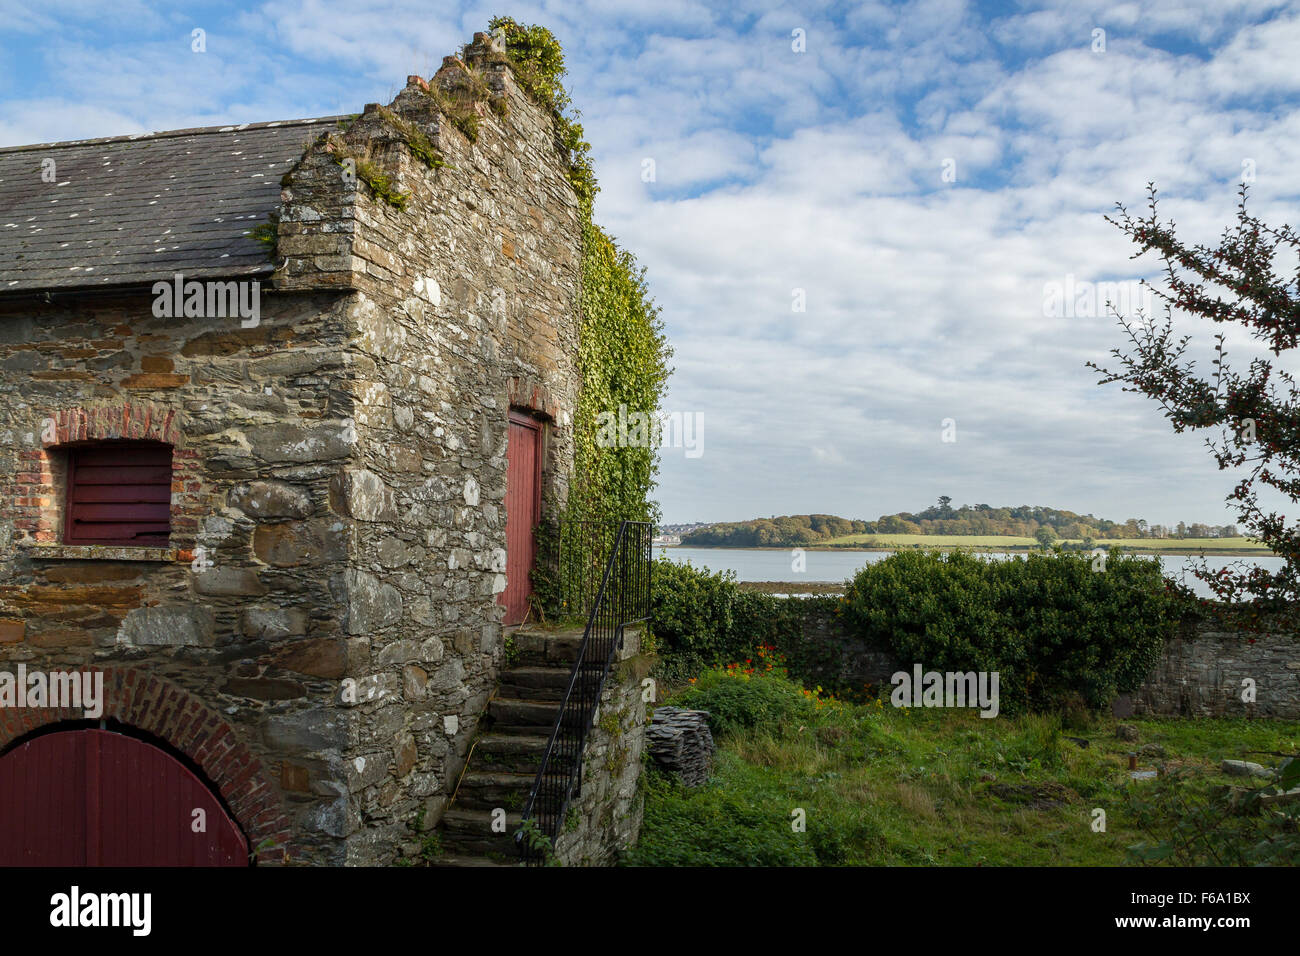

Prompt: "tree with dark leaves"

[1089,184,1299,621]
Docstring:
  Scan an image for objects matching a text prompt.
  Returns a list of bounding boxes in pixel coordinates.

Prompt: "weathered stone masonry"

[1128,621,1300,718]
[553,628,650,867]
[0,33,593,864]
[762,601,1300,719]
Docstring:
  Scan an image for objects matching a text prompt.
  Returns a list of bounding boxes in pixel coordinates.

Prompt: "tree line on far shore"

[678,498,1240,548]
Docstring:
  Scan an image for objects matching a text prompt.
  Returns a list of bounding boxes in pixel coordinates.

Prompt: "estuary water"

[653,546,1286,600]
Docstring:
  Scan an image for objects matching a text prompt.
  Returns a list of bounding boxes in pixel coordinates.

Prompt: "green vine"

[489,16,673,526]
[572,220,672,525]
[489,16,595,204]
[515,816,561,866]
[528,517,563,622]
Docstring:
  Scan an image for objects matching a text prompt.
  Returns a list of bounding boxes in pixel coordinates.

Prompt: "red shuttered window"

[63,442,173,546]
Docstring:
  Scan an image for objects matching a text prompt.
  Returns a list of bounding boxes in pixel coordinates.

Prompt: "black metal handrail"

[515,519,652,864]
[556,519,619,622]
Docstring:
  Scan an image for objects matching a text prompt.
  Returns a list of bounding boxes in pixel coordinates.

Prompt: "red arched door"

[0,728,248,866]
[502,411,542,625]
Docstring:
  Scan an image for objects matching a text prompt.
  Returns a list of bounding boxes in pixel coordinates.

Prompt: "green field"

[818,533,1268,553]
[629,703,1300,866]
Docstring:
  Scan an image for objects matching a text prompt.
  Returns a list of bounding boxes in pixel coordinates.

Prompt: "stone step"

[438,807,523,857]
[441,805,524,832]
[434,838,519,860]
[512,629,586,666]
[501,665,572,687]
[454,770,536,810]
[425,624,637,868]
[488,696,565,727]
[497,666,574,700]
[473,733,551,773]
[490,724,564,737]
[512,625,643,666]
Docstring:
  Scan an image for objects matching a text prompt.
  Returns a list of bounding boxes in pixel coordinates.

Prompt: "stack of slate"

[647,706,715,786]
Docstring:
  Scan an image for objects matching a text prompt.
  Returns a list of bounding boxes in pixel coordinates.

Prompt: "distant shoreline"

[660,543,1270,558]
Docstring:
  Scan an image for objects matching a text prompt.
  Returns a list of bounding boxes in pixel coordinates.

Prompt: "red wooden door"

[502,411,542,626]
[0,729,249,866]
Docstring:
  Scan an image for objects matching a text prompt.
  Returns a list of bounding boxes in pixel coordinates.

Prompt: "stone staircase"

[430,626,585,867]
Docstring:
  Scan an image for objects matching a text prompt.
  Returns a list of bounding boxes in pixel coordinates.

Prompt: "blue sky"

[3,0,1299,526]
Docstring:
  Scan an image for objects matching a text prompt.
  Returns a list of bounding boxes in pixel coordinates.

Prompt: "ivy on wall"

[491,16,673,525]
[573,220,671,524]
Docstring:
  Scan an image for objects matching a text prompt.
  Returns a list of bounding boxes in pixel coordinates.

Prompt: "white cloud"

[2,0,1296,528]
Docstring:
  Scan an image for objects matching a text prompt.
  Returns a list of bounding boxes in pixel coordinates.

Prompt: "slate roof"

[0,117,348,295]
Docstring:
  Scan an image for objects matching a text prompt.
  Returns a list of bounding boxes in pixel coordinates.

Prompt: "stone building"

[0,33,640,865]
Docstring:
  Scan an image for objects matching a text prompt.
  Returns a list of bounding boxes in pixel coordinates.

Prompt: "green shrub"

[650,557,847,687]
[649,557,744,680]
[1126,758,1300,866]
[672,667,815,738]
[842,549,1185,714]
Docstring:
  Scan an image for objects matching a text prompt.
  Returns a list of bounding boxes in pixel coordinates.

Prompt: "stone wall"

[646,706,714,787]
[0,291,358,865]
[0,32,584,865]
[774,600,1300,718]
[787,600,897,694]
[272,39,583,863]
[554,627,650,866]
[1130,620,1300,718]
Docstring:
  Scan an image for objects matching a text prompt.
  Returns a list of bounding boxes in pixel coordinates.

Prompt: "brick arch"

[507,376,561,422]
[0,667,289,861]
[42,399,184,448]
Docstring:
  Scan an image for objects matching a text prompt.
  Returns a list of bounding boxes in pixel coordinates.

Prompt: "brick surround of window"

[6,401,203,551]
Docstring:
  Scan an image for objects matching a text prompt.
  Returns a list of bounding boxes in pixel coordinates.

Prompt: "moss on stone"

[617,652,656,684]
[488,16,593,204]
[606,743,629,777]
[355,157,408,209]
[324,135,410,211]
[421,67,500,144]
[375,107,448,171]
[248,218,278,260]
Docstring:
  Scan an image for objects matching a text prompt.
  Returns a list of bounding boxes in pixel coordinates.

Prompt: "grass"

[627,702,1300,866]
[1087,537,1267,552]
[814,534,1269,554]
[738,581,847,595]
[824,533,1040,548]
